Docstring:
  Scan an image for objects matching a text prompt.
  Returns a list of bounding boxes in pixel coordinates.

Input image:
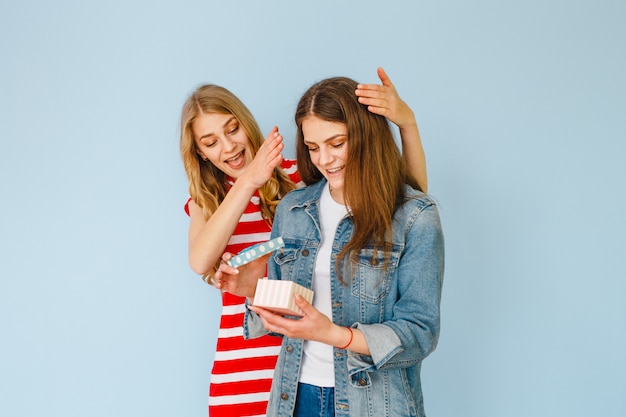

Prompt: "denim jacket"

[244,179,444,417]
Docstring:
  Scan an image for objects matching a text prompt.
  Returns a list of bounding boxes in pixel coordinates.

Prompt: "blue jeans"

[293,383,335,417]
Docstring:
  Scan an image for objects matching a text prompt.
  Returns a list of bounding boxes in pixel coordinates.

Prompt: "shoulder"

[394,185,441,230]
[278,180,325,208]
[389,188,443,251]
[403,186,438,211]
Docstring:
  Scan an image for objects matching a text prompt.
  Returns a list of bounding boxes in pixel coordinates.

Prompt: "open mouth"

[225,150,245,168]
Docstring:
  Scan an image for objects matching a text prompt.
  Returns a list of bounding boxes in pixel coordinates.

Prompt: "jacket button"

[286,345,293,353]
[301,249,309,256]
[280,392,289,400]
[358,378,367,386]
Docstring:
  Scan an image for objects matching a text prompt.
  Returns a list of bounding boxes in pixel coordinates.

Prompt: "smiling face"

[302,115,349,204]
[192,112,253,179]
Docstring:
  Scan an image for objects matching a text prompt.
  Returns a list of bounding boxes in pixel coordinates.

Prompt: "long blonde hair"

[180,84,295,223]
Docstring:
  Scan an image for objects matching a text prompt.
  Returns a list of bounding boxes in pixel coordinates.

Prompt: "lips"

[225,150,245,168]
[326,166,344,174]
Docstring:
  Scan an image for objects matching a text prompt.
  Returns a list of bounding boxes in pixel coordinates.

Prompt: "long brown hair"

[295,77,420,281]
[180,84,295,223]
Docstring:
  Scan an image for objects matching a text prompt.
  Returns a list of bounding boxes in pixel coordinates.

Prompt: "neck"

[328,185,345,205]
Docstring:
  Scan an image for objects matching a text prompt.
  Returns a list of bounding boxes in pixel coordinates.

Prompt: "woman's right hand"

[213,252,270,298]
[241,126,285,189]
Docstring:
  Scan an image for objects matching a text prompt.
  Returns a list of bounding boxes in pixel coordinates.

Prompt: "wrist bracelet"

[336,326,353,350]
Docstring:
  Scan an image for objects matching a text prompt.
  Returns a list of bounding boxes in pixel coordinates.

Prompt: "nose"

[318,147,333,166]
[221,136,237,153]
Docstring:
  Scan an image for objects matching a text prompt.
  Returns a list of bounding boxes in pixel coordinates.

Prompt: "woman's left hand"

[240,126,285,189]
[355,67,417,129]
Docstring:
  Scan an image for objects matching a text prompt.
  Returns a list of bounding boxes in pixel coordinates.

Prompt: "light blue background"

[1,1,625,416]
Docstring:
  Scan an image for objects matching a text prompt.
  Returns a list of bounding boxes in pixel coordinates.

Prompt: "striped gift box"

[253,279,314,317]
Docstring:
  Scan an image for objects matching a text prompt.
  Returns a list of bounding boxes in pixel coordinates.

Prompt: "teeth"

[328,167,342,173]
[226,152,243,163]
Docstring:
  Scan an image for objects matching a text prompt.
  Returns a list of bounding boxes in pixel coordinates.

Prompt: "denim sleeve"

[347,201,444,372]
[242,298,269,339]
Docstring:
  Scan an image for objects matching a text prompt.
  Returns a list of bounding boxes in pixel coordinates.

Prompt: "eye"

[307,146,319,152]
[329,139,347,149]
[199,137,218,148]
[227,123,239,135]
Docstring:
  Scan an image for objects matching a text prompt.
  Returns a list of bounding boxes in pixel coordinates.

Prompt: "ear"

[196,150,208,162]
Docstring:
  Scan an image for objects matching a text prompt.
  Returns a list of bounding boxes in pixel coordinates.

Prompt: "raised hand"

[355,67,417,129]
[241,126,285,189]
[356,67,428,193]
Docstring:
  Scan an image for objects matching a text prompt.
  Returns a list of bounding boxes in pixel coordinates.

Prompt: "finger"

[355,85,386,99]
[213,271,223,288]
[294,294,315,316]
[377,67,393,87]
[266,140,284,159]
[263,138,284,163]
[266,125,279,137]
[357,96,388,108]
[219,264,240,275]
[251,307,283,331]
[359,101,390,118]
[259,128,281,152]
[266,126,280,142]
[260,153,283,174]
[269,130,282,145]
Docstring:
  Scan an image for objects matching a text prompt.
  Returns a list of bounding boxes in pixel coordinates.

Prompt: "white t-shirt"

[299,183,348,387]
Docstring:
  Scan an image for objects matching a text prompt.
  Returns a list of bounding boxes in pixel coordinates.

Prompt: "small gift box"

[253,279,314,317]
[227,237,285,267]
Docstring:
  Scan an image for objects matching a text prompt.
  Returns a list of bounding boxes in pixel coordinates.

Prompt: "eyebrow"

[198,116,237,140]
[303,133,347,145]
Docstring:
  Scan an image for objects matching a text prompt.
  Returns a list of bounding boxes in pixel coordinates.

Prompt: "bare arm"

[356,67,428,193]
[188,128,285,275]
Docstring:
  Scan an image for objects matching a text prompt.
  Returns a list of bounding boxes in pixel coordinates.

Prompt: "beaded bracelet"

[336,326,354,350]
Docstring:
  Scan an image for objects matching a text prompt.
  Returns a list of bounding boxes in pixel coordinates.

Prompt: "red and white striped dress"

[186,160,299,417]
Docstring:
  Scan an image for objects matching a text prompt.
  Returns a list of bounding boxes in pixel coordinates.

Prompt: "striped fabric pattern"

[186,160,299,417]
